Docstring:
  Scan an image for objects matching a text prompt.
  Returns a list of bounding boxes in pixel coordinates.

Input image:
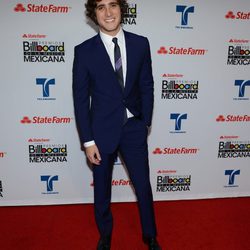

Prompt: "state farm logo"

[21,116,32,124]
[14,3,26,12]
[157,170,177,174]
[216,115,250,122]
[14,3,71,13]
[20,116,72,124]
[0,152,7,158]
[216,115,226,122]
[91,179,132,187]
[225,11,250,20]
[229,39,249,44]
[28,138,50,143]
[220,135,239,140]
[153,147,199,155]
[23,34,46,39]
[158,46,207,55]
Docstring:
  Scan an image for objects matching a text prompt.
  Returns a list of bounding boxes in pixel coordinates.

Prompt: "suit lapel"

[94,34,114,74]
[93,34,123,93]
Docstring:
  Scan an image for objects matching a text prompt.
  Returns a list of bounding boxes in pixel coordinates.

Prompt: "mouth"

[105,18,115,23]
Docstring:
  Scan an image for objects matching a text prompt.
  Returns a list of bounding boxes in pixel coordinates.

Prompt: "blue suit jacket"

[73,30,154,153]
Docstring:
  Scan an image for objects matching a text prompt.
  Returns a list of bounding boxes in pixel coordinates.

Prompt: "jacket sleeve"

[72,46,93,144]
[139,38,154,127]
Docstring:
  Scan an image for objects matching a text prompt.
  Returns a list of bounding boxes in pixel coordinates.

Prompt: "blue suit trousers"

[93,117,157,238]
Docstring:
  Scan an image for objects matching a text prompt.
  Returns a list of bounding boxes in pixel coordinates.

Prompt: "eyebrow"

[96,1,118,8]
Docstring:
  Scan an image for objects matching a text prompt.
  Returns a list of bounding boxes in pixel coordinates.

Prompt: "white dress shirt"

[84,28,133,148]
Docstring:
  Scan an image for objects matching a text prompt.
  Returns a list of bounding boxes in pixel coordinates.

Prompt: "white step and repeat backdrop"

[0,0,249,206]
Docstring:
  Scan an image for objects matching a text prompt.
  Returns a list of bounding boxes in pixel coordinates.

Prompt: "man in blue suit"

[73,0,161,249]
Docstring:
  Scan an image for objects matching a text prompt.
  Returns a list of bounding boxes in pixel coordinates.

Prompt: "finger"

[95,150,101,161]
[88,155,101,165]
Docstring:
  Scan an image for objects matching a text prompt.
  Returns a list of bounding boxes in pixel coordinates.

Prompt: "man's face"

[95,0,122,36]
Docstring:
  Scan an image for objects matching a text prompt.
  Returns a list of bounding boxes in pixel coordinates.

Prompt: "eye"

[111,3,119,8]
[96,5,104,11]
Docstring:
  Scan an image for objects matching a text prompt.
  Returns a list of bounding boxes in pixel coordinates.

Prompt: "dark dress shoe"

[97,235,111,250]
[143,237,162,250]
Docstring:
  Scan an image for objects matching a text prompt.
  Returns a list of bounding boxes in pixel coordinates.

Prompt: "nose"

[105,6,111,16]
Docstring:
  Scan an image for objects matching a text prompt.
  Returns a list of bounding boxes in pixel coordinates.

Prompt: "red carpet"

[1,198,250,250]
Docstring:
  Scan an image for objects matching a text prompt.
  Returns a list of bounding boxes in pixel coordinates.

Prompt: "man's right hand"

[85,144,101,165]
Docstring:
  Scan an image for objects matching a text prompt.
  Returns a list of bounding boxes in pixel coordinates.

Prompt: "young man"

[73,0,161,249]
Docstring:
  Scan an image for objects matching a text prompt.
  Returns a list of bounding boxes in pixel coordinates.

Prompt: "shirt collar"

[100,28,125,47]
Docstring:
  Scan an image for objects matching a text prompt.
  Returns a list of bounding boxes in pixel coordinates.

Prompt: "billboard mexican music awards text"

[161,73,199,100]
[227,39,250,65]
[156,170,191,192]
[22,34,65,63]
[28,138,68,163]
[218,136,250,159]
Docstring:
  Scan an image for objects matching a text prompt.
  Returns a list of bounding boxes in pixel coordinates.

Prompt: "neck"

[99,26,121,37]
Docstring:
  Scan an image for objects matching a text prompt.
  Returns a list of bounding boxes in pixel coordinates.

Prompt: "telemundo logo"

[41,175,59,194]
[176,5,194,29]
[36,78,56,100]
[170,113,187,133]
[224,170,240,188]
[234,80,250,100]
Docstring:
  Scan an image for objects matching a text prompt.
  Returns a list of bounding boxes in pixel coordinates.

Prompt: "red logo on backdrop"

[153,147,199,155]
[13,3,71,13]
[162,73,184,78]
[157,170,177,174]
[225,11,250,20]
[157,46,207,55]
[22,34,46,39]
[216,115,250,122]
[157,47,167,54]
[225,11,235,19]
[90,179,132,187]
[0,152,7,158]
[216,115,226,122]
[229,39,249,43]
[219,135,239,140]
[153,148,163,154]
[21,116,32,124]
[14,3,26,12]
[28,138,50,143]
[20,116,72,124]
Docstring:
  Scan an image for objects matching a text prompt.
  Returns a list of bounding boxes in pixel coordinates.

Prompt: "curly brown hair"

[85,0,128,25]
